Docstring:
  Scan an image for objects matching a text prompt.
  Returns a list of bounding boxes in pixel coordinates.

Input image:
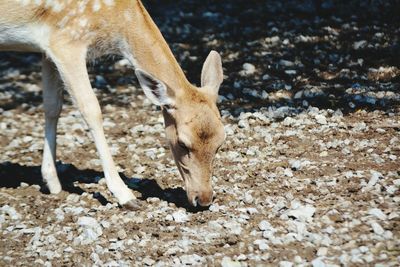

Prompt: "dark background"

[0,0,399,115]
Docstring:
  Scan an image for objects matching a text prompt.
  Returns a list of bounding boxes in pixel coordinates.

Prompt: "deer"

[0,0,226,209]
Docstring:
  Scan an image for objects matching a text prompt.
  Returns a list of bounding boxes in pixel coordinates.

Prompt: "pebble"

[224,221,243,235]
[0,205,21,220]
[221,257,241,267]
[367,170,382,187]
[180,254,204,265]
[286,202,316,222]
[143,257,155,266]
[293,256,302,264]
[315,114,327,125]
[244,193,254,204]
[241,63,256,75]
[75,216,103,244]
[317,247,328,256]
[311,258,326,267]
[117,229,127,240]
[279,59,295,68]
[353,40,367,50]
[254,239,269,251]
[94,75,107,88]
[368,208,387,220]
[279,261,293,267]
[172,210,189,223]
[370,221,385,235]
[258,220,273,231]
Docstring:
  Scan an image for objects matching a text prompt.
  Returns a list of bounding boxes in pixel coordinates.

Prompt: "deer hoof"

[122,199,142,211]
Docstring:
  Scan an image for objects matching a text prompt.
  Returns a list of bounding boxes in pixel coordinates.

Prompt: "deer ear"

[201,50,223,96]
[135,69,174,106]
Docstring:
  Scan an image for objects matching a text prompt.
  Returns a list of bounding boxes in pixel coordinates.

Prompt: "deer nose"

[193,191,213,207]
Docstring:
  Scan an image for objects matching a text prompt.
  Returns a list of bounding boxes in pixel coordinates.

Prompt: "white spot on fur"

[78,0,89,13]
[124,11,132,22]
[79,18,88,28]
[57,16,70,28]
[34,0,43,5]
[17,0,31,6]
[103,0,114,6]
[92,0,101,12]
[44,0,64,13]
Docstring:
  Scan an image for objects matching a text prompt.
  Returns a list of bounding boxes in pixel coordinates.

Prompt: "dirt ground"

[0,0,399,266]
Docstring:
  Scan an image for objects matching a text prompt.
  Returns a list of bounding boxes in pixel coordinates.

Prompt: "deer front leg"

[41,56,63,194]
[48,44,139,209]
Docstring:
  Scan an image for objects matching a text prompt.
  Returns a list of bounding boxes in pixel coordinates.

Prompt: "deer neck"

[125,1,190,91]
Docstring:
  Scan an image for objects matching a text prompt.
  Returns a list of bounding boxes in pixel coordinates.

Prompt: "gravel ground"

[0,0,399,266]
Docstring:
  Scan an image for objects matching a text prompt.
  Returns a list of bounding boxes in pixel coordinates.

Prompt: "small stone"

[75,216,103,244]
[77,216,99,228]
[236,254,247,261]
[224,221,242,235]
[265,36,280,44]
[94,75,107,88]
[20,182,29,188]
[370,221,385,235]
[262,74,271,80]
[0,205,21,220]
[368,208,387,220]
[90,252,100,263]
[244,193,253,204]
[289,160,302,171]
[117,229,127,240]
[293,256,302,263]
[242,63,256,75]
[364,254,374,263]
[284,168,293,177]
[254,239,269,251]
[143,257,155,266]
[279,261,293,267]
[238,119,250,129]
[208,220,223,231]
[259,220,272,231]
[172,210,189,223]
[317,247,328,256]
[315,114,327,125]
[279,59,295,68]
[22,136,33,142]
[285,70,297,75]
[54,208,65,221]
[311,258,326,267]
[367,171,382,187]
[353,40,367,50]
[320,151,328,157]
[286,203,316,222]
[221,256,241,267]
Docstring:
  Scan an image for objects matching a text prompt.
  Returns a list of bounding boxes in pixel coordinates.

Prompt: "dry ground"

[0,0,399,266]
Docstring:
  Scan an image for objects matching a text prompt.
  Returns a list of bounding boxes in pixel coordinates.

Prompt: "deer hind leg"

[41,56,63,194]
[46,44,140,209]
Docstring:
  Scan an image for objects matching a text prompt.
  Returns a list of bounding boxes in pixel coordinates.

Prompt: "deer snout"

[190,190,213,207]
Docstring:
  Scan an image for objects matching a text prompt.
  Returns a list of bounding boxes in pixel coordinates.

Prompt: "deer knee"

[79,100,103,126]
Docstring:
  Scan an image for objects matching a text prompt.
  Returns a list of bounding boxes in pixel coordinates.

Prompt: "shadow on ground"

[0,162,206,212]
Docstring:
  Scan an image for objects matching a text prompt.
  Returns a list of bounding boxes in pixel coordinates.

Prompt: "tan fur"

[0,0,225,207]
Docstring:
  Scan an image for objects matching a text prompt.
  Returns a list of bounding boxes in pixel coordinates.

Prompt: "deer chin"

[182,174,213,207]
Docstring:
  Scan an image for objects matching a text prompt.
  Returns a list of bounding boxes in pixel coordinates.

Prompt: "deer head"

[135,51,225,207]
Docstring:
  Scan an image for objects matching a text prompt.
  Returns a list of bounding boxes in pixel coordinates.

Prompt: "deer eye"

[177,140,188,151]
